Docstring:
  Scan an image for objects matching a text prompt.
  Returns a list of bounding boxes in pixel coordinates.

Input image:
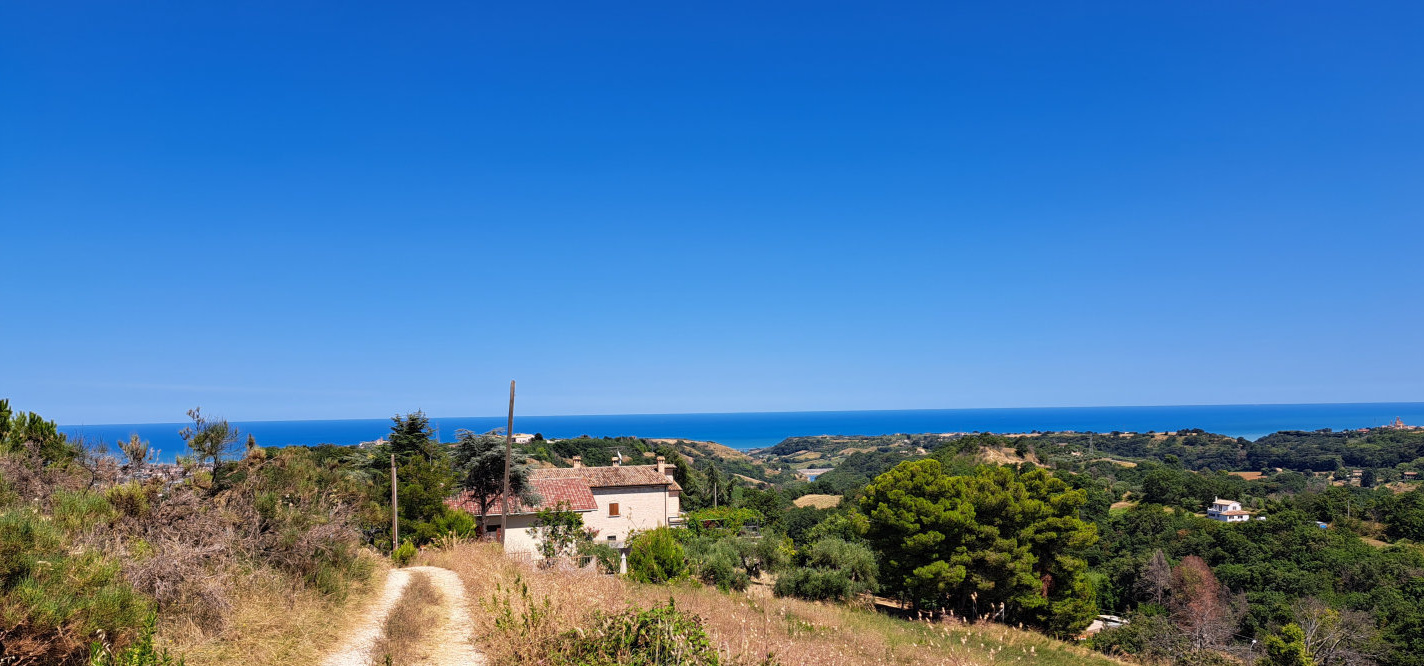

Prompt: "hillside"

[418,541,1125,666]
[523,434,778,483]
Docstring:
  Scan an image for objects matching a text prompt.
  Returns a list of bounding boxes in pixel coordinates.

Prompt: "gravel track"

[321,565,485,666]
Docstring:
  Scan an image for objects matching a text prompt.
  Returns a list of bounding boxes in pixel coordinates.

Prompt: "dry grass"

[368,571,444,666]
[419,543,1125,666]
[978,447,1041,466]
[1227,471,1262,480]
[165,552,388,666]
[792,494,841,509]
[1089,458,1136,468]
[838,447,876,455]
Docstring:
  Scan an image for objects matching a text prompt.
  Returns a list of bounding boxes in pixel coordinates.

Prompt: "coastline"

[58,401,1424,462]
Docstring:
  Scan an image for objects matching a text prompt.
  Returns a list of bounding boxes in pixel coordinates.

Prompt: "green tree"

[0,398,79,464]
[117,433,152,473]
[774,537,879,602]
[1384,488,1424,541]
[532,502,588,561]
[451,429,537,534]
[388,410,440,461]
[735,487,786,526]
[1260,623,1313,666]
[861,460,1099,635]
[703,464,727,508]
[372,412,458,547]
[178,407,239,470]
[626,527,687,584]
[804,510,870,545]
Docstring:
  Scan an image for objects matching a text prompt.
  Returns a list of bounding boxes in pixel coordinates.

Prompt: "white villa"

[447,455,683,557]
[1206,498,1252,523]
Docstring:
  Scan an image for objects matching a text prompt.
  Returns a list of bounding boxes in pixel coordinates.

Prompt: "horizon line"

[57,399,1424,429]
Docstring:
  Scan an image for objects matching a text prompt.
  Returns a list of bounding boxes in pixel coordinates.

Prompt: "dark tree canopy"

[451,429,537,531]
[861,460,1099,635]
[371,411,458,547]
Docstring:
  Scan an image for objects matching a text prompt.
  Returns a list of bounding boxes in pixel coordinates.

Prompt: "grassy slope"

[162,554,388,666]
[420,542,1124,666]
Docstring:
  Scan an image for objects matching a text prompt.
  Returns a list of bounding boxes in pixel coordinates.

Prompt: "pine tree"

[372,412,457,547]
[119,433,152,472]
[861,460,1099,635]
[179,407,239,469]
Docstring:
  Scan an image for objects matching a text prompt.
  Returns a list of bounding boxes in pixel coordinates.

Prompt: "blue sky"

[2,2,1422,424]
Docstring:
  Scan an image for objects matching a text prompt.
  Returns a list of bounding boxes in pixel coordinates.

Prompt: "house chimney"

[656,455,666,475]
[572,456,582,468]
[612,455,620,467]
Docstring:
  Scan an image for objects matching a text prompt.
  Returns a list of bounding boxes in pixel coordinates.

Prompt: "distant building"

[1377,417,1422,431]
[797,468,833,482]
[1207,498,1252,523]
[1078,615,1128,640]
[1403,471,1419,481]
[447,455,682,557]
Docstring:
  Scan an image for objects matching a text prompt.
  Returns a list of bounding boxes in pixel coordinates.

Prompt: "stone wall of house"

[585,485,675,545]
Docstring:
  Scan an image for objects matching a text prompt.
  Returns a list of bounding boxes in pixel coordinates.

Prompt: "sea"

[59,402,1424,463]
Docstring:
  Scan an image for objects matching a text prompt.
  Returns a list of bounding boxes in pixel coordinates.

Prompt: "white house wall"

[498,514,541,556]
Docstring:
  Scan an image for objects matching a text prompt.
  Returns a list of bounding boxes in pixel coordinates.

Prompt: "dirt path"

[321,565,484,666]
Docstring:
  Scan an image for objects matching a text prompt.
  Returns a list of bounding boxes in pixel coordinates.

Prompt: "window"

[609,502,620,517]
[608,535,617,542]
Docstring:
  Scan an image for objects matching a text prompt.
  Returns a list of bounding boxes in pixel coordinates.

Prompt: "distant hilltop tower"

[1383,417,1418,430]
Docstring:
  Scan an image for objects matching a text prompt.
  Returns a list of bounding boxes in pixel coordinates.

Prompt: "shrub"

[0,474,17,507]
[773,567,856,602]
[626,528,687,584]
[685,506,764,539]
[563,599,720,666]
[1087,613,1183,661]
[428,507,478,538]
[52,489,116,534]
[685,538,750,592]
[578,541,621,574]
[534,502,588,561]
[88,614,184,666]
[802,510,869,545]
[773,537,877,603]
[105,482,156,520]
[0,508,152,663]
[684,534,790,592]
[392,540,417,567]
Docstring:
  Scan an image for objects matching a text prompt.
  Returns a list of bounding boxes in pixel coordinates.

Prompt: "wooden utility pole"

[500,380,515,546]
[390,453,399,553]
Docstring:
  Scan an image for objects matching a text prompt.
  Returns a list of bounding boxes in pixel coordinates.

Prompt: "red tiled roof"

[445,477,597,516]
[534,464,682,491]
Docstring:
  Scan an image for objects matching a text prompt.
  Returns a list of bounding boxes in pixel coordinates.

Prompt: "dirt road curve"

[321,565,485,666]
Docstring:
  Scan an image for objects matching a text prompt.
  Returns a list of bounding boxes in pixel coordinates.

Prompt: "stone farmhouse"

[447,455,683,557]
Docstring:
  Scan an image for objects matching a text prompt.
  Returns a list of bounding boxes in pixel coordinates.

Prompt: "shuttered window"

[609,502,620,517]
